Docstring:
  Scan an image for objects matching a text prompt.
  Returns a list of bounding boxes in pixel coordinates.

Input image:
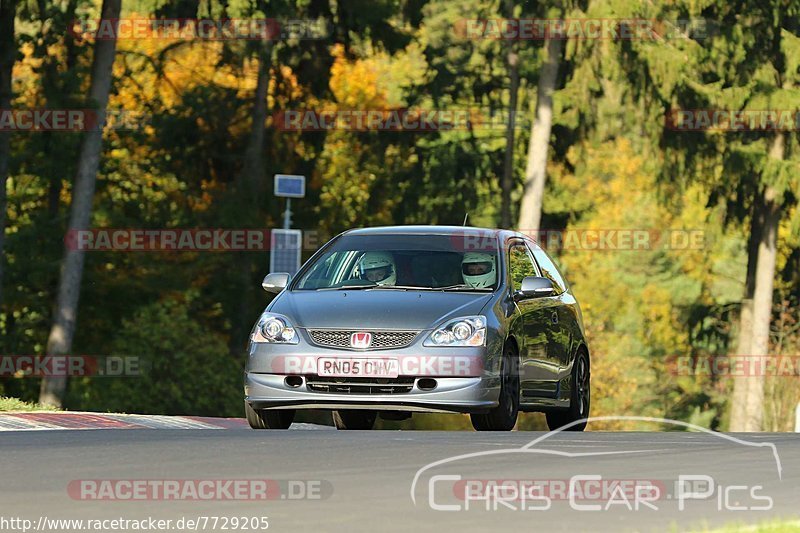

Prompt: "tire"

[245,401,295,429]
[471,342,520,431]
[546,350,590,432]
[332,410,377,430]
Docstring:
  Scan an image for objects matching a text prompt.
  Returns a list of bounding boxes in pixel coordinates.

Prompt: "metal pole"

[283,197,292,230]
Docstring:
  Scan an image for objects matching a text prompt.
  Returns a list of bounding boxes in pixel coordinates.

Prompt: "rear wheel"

[471,342,520,431]
[546,350,590,431]
[332,410,377,430]
[245,402,295,429]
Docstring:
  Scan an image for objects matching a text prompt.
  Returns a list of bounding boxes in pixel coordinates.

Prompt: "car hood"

[268,290,494,330]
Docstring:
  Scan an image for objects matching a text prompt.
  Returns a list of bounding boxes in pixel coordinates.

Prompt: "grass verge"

[0,396,59,412]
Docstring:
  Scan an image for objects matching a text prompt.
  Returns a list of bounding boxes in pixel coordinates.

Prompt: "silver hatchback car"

[244,226,590,431]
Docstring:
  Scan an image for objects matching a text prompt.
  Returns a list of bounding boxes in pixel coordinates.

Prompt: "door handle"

[551,311,558,324]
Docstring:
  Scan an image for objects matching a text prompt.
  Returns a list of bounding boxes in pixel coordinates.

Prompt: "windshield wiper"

[317,284,376,291]
[366,285,435,291]
[369,284,492,292]
[317,284,491,292]
[435,284,493,292]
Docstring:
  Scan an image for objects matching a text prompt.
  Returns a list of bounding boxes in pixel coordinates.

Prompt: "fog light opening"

[285,375,303,388]
[417,378,437,391]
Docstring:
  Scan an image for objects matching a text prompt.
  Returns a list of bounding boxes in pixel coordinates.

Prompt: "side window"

[508,243,537,290]
[298,252,340,289]
[296,250,358,288]
[527,242,567,294]
[298,253,336,289]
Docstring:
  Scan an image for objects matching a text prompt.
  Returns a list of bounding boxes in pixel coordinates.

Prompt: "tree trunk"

[234,40,273,351]
[240,40,273,200]
[517,37,562,233]
[728,205,760,431]
[740,133,784,431]
[500,3,519,230]
[0,0,15,311]
[39,0,121,407]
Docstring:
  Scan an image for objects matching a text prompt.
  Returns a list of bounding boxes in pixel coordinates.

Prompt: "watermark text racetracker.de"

[0,355,142,377]
[455,18,716,40]
[450,229,705,252]
[666,109,800,131]
[70,18,329,40]
[0,109,143,132]
[68,478,331,501]
[273,108,529,131]
[410,416,783,513]
[65,229,321,252]
[268,355,483,377]
[670,354,800,377]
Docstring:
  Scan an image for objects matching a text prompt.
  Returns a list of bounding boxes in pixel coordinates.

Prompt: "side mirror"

[262,272,290,294]
[514,276,555,300]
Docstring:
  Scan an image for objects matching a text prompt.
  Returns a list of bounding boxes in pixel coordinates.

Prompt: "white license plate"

[317,357,399,378]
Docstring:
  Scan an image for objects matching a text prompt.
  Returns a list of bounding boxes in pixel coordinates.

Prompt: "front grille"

[306,376,415,394]
[307,329,418,350]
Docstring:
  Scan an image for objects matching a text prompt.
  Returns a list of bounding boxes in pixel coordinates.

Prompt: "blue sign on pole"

[272,174,304,271]
[274,174,306,198]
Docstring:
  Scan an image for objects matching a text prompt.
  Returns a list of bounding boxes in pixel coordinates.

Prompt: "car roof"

[343,225,515,238]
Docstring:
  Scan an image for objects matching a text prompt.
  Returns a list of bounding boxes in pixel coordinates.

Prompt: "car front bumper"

[244,327,504,414]
[244,372,498,413]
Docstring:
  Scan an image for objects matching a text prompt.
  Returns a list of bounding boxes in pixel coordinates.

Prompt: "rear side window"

[526,242,567,294]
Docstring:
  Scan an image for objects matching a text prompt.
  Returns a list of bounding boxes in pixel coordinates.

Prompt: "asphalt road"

[1,428,798,532]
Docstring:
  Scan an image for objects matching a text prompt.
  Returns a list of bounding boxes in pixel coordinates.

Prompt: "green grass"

[688,519,800,532]
[0,396,59,412]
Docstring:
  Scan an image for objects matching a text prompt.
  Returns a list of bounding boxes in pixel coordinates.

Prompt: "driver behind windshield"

[461,252,496,288]
[358,252,397,286]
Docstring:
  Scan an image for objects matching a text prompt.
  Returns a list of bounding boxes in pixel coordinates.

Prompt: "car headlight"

[251,312,298,344]
[424,316,486,347]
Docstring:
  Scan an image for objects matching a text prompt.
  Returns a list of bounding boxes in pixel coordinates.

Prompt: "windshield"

[293,234,499,291]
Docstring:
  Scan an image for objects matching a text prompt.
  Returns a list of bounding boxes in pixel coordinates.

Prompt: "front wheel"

[245,402,295,429]
[332,410,377,430]
[546,350,590,431]
[471,342,520,431]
